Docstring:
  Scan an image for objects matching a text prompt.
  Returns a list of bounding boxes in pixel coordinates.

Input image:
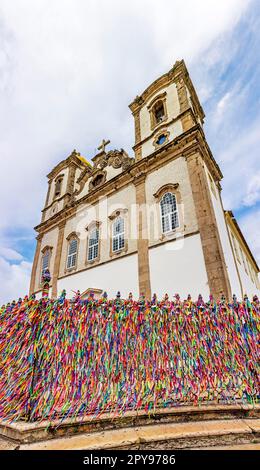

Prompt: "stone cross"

[98,139,110,153]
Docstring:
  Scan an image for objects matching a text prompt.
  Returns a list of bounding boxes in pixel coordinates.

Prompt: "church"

[29,60,260,300]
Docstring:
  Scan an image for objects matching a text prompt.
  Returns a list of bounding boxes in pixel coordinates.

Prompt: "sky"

[0,0,259,303]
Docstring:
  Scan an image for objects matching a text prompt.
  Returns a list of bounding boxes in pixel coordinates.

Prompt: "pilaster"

[51,221,66,298]
[186,152,232,300]
[134,174,151,299]
[29,233,43,295]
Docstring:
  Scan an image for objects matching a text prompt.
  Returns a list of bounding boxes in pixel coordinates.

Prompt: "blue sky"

[0,0,259,303]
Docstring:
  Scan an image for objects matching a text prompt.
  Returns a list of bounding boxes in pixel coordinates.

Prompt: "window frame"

[148,92,168,131]
[54,174,64,199]
[160,192,179,235]
[40,246,53,287]
[87,226,100,262]
[112,216,125,253]
[66,233,79,271]
[153,129,170,149]
[109,209,128,257]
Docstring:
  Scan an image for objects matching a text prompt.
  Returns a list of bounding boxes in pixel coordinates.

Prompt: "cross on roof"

[98,138,110,153]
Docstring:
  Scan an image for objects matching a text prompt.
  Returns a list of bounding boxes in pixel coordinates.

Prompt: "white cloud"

[0,257,32,304]
[0,0,256,302]
[0,0,252,221]
[238,209,260,266]
[243,173,260,207]
[217,117,260,209]
[0,246,23,261]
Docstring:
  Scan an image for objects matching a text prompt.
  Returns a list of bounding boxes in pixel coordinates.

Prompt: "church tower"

[129,60,204,161]
[30,60,259,300]
[129,60,232,299]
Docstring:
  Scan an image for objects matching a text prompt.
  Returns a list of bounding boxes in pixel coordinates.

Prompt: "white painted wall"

[149,233,209,299]
[57,253,139,299]
[210,189,241,296]
[205,171,259,297]
[141,120,183,159]
[44,199,63,221]
[227,226,260,297]
[58,184,138,277]
[205,172,239,296]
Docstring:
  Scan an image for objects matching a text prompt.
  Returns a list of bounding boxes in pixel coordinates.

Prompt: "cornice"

[34,126,223,235]
[129,59,205,126]
[129,61,184,112]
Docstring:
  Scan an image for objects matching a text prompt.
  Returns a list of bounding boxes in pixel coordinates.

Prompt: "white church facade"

[30,60,260,300]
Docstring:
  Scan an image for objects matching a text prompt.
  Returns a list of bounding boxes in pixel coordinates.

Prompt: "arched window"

[67,237,78,269]
[88,227,99,261]
[154,100,165,124]
[41,250,50,276]
[92,174,104,188]
[54,176,63,198]
[148,92,167,130]
[160,192,179,234]
[112,217,125,252]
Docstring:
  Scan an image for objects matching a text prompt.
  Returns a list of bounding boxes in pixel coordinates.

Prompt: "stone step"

[0,438,18,450]
[195,443,260,450]
[19,418,260,450]
[1,403,259,444]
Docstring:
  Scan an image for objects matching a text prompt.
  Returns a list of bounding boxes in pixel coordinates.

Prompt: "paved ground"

[19,418,260,450]
[1,436,260,451]
[0,438,17,450]
[197,443,260,450]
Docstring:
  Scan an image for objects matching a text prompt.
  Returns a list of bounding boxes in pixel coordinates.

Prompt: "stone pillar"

[186,152,232,300]
[176,77,195,132]
[66,164,76,194]
[44,180,52,207]
[133,111,142,161]
[134,175,151,299]
[176,76,189,113]
[51,221,66,298]
[29,233,43,296]
[41,180,52,223]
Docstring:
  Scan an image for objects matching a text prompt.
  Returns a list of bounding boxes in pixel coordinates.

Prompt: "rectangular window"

[67,238,78,269]
[112,217,125,252]
[42,251,49,275]
[88,228,99,261]
[160,192,179,234]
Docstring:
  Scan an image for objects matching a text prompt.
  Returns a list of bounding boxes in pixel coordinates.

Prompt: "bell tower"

[129,60,205,161]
